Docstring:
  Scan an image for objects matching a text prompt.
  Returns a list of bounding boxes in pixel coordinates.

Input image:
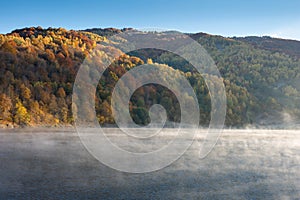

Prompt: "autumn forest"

[1,27,300,128]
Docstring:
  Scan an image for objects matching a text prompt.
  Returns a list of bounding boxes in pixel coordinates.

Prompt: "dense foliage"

[0,27,300,128]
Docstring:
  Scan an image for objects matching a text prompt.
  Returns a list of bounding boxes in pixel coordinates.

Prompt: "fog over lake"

[0,128,299,199]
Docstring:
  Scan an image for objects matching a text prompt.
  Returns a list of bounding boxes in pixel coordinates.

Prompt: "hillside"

[236,36,300,59]
[0,27,300,128]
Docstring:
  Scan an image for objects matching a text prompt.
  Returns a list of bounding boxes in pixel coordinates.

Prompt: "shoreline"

[1,126,300,132]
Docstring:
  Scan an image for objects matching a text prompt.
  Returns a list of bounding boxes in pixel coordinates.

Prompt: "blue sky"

[1,0,300,40]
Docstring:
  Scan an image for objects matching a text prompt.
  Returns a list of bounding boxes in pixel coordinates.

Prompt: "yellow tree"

[14,99,30,125]
[146,58,153,64]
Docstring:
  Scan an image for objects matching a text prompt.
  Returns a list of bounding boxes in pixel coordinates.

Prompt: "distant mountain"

[0,27,300,128]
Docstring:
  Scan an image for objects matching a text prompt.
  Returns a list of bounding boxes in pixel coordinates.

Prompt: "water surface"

[0,128,299,199]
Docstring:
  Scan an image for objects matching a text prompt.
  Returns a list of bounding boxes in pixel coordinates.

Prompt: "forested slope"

[0,27,299,128]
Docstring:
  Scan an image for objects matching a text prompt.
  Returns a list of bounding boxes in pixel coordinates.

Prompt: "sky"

[1,0,300,40]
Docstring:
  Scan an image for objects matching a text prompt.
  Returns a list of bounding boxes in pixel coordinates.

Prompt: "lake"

[0,128,299,199]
